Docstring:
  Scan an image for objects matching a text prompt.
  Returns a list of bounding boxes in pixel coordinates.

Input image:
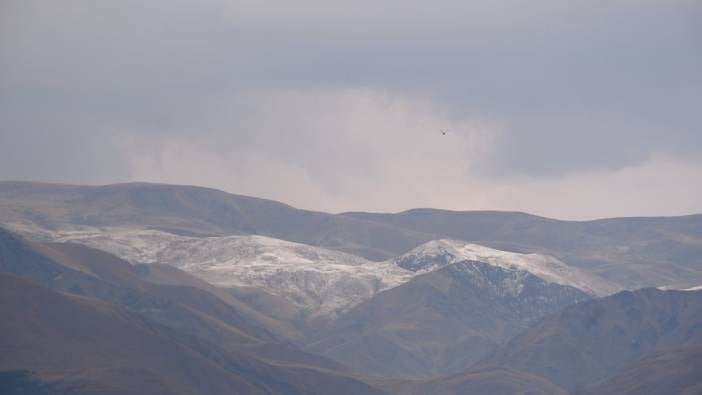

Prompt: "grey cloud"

[1,0,700,216]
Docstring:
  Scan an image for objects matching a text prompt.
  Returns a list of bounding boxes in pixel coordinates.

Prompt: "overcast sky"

[1,0,701,219]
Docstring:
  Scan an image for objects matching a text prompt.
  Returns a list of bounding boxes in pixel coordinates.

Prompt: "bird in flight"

[440,129,448,136]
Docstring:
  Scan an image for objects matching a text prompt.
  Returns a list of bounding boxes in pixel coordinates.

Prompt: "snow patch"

[392,239,614,296]
[48,227,413,318]
[22,226,615,318]
[657,285,702,292]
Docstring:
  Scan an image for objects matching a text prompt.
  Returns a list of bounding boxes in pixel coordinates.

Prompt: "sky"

[1,0,701,219]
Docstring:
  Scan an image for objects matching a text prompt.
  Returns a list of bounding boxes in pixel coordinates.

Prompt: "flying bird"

[440,129,448,136]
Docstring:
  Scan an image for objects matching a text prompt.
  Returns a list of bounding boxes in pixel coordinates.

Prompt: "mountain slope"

[0,227,273,346]
[481,288,702,391]
[343,208,702,289]
[0,228,387,385]
[34,228,609,322]
[305,257,591,378]
[11,225,607,380]
[581,347,702,395]
[0,273,262,395]
[0,273,387,395]
[133,262,306,341]
[45,228,415,319]
[392,239,614,296]
[403,367,567,395]
[0,181,432,260]
[4,181,702,289]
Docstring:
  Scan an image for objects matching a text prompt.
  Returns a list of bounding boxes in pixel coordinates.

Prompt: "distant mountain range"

[2,181,702,290]
[1,181,701,394]
[29,228,611,317]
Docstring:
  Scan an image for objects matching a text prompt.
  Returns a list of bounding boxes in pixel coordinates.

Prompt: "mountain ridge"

[18,227,610,320]
[4,180,702,289]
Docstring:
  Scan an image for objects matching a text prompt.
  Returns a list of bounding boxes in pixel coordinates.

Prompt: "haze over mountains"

[2,181,702,394]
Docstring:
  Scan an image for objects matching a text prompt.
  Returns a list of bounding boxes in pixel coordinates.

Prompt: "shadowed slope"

[0,227,272,346]
[581,347,702,395]
[481,288,702,391]
[0,273,262,394]
[306,260,590,379]
[408,367,567,395]
[0,228,387,394]
[134,263,307,342]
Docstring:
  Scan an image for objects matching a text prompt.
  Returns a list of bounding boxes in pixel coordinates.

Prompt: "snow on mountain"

[392,239,615,296]
[49,228,414,318]
[31,228,613,318]
[656,284,702,292]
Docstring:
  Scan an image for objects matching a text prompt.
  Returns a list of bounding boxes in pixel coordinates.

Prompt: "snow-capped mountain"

[49,228,414,318]
[306,245,597,379]
[28,227,614,319]
[392,239,615,296]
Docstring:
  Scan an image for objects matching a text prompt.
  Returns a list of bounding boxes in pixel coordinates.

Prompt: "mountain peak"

[392,239,614,296]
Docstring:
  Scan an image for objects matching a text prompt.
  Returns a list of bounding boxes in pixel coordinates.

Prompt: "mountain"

[44,228,414,320]
[6,221,601,380]
[3,181,702,290]
[304,242,593,379]
[581,347,702,395]
[3,180,702,391]
[481,288,702,391]
[39,227,609,319]
[391,239,614,296]
[0,273,387,395]
[132,262,306,340]
[0,227,275,347]
[0,180,431,260]
[0,215,612,380]
[400,367,567,395]
[400,347,702,395]
[0,273,262,395]
[343,209,702,289]
[0,228,387,394]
